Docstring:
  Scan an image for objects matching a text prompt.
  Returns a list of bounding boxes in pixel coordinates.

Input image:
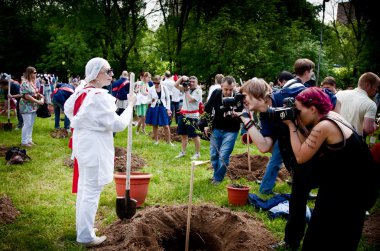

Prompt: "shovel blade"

[4,123,12,131]
[116,190,137,220]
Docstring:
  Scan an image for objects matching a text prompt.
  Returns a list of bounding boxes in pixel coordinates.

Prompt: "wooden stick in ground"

[185,161,196,251]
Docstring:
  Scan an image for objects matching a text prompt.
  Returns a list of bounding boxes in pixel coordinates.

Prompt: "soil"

[151,126,182,142]
[63,147,146,172]
[0,145,8,157]
[50,128,69,139]
[227,153,290,182]
[0,196,20,224]
[114,147,146,172]
[363,211,380,248]
[93,204,278,251]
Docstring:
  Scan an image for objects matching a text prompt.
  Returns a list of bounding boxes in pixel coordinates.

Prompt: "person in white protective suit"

[64,57,137,247]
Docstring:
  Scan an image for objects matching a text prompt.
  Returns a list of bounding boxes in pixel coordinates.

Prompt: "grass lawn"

[0,112,379,250]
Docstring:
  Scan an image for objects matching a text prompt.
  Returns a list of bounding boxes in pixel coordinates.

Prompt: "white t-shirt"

[336,87,377,135]
[207,84,221,101]
[181,87,202,119]
[161,78,175,96]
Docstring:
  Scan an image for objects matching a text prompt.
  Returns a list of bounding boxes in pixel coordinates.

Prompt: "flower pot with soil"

[114,172,152,207]
[226,184,250,206]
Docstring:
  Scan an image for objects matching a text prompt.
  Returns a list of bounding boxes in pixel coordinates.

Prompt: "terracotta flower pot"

[226,184,250,206]
[114,172,153,207]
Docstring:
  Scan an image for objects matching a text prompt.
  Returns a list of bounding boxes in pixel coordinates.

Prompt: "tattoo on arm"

[305,128,321,149]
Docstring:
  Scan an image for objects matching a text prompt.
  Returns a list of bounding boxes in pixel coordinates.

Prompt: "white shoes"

[80,235,107,247]
[191,153,200,160]
[169,142,175,147]
[154,141,159,145]
[175,152,186,158]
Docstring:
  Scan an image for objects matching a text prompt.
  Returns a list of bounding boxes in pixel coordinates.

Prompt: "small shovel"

[116,72,137,220]
[4,75,13,131]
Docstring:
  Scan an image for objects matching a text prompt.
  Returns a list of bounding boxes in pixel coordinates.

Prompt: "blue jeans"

[259,140,283,194]
[54,102,70,129]
[210,129,238,182]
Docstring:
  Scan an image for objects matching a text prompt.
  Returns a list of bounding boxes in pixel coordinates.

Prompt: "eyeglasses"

[104,68,113,76]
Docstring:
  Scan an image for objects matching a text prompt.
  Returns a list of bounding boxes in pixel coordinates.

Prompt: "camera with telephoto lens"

[220,93,245,113]
[261,97,298,121]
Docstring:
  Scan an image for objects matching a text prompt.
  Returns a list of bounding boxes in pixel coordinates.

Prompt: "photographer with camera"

[235,59,329,250]
[174,75,202,159]
[282,87,372,250]
[203,76,242,185]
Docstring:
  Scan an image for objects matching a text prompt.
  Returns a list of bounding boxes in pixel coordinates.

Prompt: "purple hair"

[295,87,333,115]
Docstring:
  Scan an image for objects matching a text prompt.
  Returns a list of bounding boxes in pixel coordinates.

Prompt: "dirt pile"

[227,153,290,182]
[0,145,8,157]
[114,147,146,172]
[50,128,69,138]
[363,211,380,248]
[151,126,182,142]
[0,196,20,224]
[63,147,146,172]
[94,204,278,251]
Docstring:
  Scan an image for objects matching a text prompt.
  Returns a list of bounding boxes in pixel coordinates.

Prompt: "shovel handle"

[126,73,135,190]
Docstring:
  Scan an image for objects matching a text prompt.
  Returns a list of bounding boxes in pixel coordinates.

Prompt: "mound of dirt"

[114,147,146,172]
[151,126,182,142]
[227,153,290,182]
[0,145,8,157]
[63,147,146,172]
[63,158,74,168]
[94,204,278,250]
[0,196,20,224]
[50,128,69,139]
[363,211,380,248]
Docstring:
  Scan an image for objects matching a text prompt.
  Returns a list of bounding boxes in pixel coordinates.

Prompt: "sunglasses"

[105,68,114,76]
[154,82,160,85]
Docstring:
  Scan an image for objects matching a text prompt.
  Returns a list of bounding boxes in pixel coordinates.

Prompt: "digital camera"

[261,97,298,121]
[220,93,245,113]
[182,81,189,88]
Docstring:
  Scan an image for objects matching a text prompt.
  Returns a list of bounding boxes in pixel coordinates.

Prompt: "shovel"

[4,75,13,131]
[116,72,137,220]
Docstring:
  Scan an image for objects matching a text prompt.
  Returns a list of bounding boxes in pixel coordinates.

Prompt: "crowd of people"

[1,56,379,249]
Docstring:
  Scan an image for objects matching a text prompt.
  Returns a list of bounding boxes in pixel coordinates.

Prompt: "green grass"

[0,113,379,251]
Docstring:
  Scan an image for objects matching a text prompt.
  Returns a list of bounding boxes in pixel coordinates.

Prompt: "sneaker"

[270,240,296,250]
[190,153,200,160]
[169,142,175,147]
[135,131,140,135]
[21,143,32,147]
[211,179,221,185]
[81,236,107,247]
[154,141,159,145]
[175,152,186,158]
[28,141,36,145]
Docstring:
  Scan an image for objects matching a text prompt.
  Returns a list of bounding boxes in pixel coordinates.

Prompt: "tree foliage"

[0,0,378,85]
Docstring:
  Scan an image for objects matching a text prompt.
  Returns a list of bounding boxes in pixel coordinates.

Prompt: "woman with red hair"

[283,87,368,250]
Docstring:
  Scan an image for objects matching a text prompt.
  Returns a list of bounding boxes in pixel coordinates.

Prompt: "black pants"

[284,158,319,249]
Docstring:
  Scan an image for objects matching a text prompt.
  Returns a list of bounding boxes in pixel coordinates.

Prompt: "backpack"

[5,147,31,165]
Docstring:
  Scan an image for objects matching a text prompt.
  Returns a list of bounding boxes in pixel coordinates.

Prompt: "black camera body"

[261,97,298,121]
[182,81,189,88]
[220,93,245,113]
